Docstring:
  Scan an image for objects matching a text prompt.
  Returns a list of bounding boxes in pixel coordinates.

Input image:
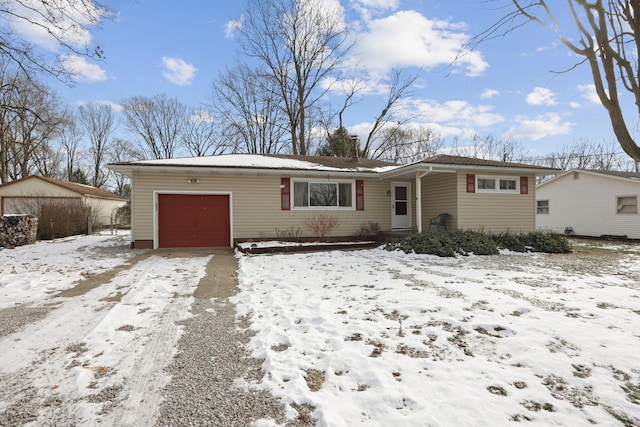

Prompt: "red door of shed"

[158,194,230,248]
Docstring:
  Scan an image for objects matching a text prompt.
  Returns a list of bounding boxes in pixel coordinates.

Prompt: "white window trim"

[476,175,520,194]
[537,200,550,215]
[291,178,356,210]
[616,195,637,215]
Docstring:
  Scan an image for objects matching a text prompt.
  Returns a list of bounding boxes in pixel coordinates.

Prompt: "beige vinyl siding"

[422,173,458,230]
[0,179,80,198]
[131,170,391,242]
[457,173,536,233]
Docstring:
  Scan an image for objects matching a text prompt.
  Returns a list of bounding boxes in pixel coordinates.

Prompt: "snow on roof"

[123,154,398,173]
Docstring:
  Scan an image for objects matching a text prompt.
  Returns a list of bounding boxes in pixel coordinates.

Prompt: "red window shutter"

[466,174,475,193]
[356,180,364,211]
[281,177,290,210]
[520,176,529,194]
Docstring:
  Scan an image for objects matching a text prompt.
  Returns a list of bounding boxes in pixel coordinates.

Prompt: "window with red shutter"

[466,174,475,193]
[520,176,528,195]
[281,177,290,210]
[356,180,364,210]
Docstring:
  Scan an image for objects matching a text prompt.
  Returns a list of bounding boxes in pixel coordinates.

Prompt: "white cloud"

[187,110,215,123]
[6,0,106,51]
[503,113,573,141]
[480,89,499,100]
[353,10,488,76]
[576,84,600,105]
[76,100,122,112]
[161,56,197,86]
[402,98,504,128]
[224,16,243,39]
[526,87,558,106]
[60,55,107,82]
[352,0,399,21]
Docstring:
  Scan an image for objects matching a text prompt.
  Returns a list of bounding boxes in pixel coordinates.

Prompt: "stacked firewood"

[0,215,38,249]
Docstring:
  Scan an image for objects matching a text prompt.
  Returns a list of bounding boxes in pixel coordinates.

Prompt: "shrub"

[38,200,91,240]
[385,231,466,257]
[358,222,381,239]
[304,214,340,242]
[449,230,498,256]
[385,230,571,257]
[490,231,571,253]
[491,232,527,252]
[519,232,572,253]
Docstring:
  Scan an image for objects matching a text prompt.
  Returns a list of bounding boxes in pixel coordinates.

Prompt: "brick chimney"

[350,135,359,163]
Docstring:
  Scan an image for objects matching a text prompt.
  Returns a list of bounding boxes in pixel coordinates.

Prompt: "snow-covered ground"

[0,233,212,426]
[236,245,640,426]
[2,234,639,426]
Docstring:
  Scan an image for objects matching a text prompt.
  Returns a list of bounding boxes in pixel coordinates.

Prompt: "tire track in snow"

[0,252,212,426]
[106,253,212,426]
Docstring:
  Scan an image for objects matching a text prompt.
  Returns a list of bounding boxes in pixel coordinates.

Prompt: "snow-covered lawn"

[2,234,639,426]
[236,244,640,426]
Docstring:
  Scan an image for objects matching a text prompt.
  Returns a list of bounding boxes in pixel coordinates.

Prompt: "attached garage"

[157,193,231,248]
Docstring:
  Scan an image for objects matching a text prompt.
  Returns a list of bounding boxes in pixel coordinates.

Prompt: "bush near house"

[38,200,91,240]
[385,230,571,257]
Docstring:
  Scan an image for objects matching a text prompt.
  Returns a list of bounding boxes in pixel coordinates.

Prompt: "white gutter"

[107,164,382,179]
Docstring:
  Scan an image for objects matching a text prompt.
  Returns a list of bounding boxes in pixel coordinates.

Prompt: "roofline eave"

[379,163,560,178]
[106,163,384,179]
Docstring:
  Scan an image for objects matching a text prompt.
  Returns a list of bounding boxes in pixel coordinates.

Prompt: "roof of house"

[538,169,640,188]
[415,154,559,171]
[0,176,126,200]
[587,170,640,180]
[109,153,397,173]
[108,153,559,176]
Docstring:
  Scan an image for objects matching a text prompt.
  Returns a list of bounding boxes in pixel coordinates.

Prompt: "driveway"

[0,237,288,426]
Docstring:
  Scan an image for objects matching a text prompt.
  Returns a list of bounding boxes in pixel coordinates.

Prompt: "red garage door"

[158,194,230,248]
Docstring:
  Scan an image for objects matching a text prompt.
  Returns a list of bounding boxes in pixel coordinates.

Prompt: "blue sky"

[17,0,630,162]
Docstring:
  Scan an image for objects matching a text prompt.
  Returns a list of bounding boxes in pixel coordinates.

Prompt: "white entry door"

[391,182,411,229]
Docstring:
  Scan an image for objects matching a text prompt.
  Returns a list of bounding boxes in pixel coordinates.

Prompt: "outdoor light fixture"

[387,190,392,196]
[187,178,200,184]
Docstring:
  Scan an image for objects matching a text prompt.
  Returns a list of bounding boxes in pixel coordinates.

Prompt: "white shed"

[536,170,640,239]
[0,176,127,226]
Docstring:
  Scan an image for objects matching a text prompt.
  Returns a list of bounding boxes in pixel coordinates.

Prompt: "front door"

[391,182,411,229]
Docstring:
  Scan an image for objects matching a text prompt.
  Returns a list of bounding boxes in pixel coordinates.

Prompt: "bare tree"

[361,68,420,159]
[479,1,640,162]
[121,94,186,159]
[376,125,443,164]
[450,134,528,162]
[211,64,288,154]
[58,113,85,181]
[181,109,224,156]
[234,0,351,155]
[110,137,142,196]
[0,0,109,82]
[78,102,116,188]
[0,69,65,182]
[540,138,625,171]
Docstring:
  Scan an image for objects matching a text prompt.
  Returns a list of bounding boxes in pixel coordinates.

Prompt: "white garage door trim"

[153,190,234,249]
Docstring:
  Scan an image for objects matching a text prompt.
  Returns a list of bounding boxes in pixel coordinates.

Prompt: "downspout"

[416,167,432,232]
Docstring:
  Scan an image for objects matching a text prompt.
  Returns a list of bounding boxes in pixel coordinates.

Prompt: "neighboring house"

[536,169,640,239]
[0,176,127,225]
[108,154,558,249]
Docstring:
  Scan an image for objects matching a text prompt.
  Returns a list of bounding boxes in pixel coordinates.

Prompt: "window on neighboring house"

[537,200,549,214]
[476,176,519,193]
[617,196,637,214]
[293,180,353,209]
